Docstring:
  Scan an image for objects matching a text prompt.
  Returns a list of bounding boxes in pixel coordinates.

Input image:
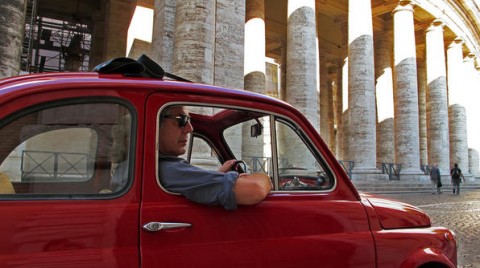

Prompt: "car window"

[275,119,333,190]
[188,136,222,170]
[228,115,333,191]
[157,104,333,192]
[227,115,273,177]
[0,101,133,196]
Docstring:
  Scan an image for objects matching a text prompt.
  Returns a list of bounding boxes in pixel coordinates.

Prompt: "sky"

[127,6,153,56]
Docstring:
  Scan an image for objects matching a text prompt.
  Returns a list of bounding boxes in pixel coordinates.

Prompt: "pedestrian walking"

[450,163,465,195]
[430,163,442,194]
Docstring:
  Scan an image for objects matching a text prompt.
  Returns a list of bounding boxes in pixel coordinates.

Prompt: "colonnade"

[150,0,480,180]
[242,0,480,180]
[1,0,479,180]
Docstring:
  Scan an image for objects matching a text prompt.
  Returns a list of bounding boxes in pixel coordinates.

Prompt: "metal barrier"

[377,162,401,180]
[248,156,288,174]
[21,150,90,181]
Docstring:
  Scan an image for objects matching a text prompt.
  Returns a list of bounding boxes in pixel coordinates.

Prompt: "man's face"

[158,106,193,156]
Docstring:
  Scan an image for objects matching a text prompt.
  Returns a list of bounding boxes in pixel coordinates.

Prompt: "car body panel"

[0,72,457,267]
[0,199,140,267]
[140,91,376,266]
[361,193,431,229]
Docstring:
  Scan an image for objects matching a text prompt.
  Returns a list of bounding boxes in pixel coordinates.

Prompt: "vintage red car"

[0,57,457,267]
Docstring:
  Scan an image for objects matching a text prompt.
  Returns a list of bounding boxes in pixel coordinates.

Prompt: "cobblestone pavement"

[380,189,480,268]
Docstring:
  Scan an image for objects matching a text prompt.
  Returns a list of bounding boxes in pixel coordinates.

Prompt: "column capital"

[426,19,445,32]
[448,37,464,49]
[464,53,476,62]
[453,37,464,44]
[392,1,415,15]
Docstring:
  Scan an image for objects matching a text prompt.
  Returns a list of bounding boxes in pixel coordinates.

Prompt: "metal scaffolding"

[21,0,91,73]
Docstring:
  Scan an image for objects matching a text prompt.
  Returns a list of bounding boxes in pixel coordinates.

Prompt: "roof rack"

[92,54,191,82]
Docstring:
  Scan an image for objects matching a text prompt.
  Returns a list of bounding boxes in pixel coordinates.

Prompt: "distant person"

[429,164,441,194]
[450,163,465,195]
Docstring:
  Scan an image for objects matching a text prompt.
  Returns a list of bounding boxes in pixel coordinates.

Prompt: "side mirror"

[250,122,263,138]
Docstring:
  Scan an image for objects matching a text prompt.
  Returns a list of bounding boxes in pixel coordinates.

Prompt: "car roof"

[1,54,290,110]
[0,71,288,108]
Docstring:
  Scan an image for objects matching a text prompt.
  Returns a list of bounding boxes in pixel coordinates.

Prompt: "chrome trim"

[142,222,192,232]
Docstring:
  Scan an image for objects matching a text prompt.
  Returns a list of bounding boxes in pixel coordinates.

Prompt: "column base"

[397,174,430,181]
[350,167,390,181]
[400,168,424,175]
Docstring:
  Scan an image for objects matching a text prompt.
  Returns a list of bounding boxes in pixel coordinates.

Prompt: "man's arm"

[233,173,272,205]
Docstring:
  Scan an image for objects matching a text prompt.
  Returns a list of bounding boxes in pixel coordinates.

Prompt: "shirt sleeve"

[159,156,239,210]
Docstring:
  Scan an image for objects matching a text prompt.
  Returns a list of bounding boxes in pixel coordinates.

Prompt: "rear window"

[0,100,134,197]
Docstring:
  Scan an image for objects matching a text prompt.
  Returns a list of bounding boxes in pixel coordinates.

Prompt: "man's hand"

[218,159,237,173]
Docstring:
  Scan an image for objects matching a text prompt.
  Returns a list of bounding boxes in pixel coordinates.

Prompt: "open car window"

[188,136,222,171]
[275,119,333,191]
[158,104,334,192]
[0,101,133,196]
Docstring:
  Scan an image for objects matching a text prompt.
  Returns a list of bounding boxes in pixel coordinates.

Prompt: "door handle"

[142,222,192,232]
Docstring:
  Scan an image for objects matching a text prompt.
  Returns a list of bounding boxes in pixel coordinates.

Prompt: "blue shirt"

[159,155,239,210]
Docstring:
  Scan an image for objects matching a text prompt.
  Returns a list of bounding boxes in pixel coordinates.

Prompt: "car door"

[140,93,376,267]
[0,92,142,268]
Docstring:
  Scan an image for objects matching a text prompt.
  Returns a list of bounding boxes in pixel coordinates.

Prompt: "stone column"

[173,0,215,84]
[286,0,318,131]
[417,61,428,167]
[338,23,349,161]
[320,57,330,144]
[469,149,480,177]
[447,39,465,106]
[172,0,216,168]
[341,109,350,162]
[152,0,176,71]
[425,19,450,174]
[217,0,246,158]
[88,17,106,69]
[374,26,394,164]
[243,0,265,161]
[392,2,422,175]
[103,0,134,59]
[338,56,349,161]
[334,59,344,159]
[327,71,335,152]
[245,0,265,94]
[284,0,318,169]
[347,0,378,176]
[463,53,479,178]
[449,105,469,175]
[279,46,287,101]
[447,38,469,175]
[0,0,27,78]
[215,0,245,88]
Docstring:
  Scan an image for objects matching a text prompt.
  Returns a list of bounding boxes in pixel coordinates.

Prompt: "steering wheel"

[232,160,248,174]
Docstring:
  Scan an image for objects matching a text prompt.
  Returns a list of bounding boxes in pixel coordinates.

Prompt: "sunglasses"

[163,114,191,128]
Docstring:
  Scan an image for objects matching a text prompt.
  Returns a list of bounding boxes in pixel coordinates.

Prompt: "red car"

[0,57,457,267]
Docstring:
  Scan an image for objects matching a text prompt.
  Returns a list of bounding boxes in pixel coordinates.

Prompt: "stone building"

[1,0,480,181]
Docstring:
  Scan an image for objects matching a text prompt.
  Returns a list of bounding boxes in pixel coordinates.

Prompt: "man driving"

[158,105,271,210]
